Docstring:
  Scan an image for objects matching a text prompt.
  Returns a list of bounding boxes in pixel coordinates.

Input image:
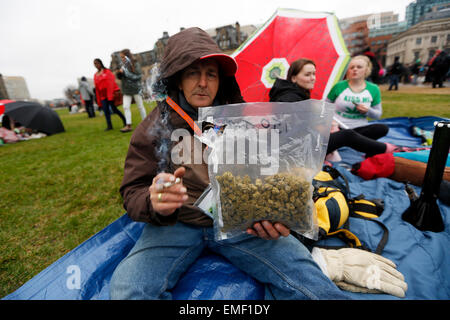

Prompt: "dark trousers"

[389,74,399,90]
[101,99,126,129]
[432,73,444,88]
[327,124,389,157]
[85,99,95,118]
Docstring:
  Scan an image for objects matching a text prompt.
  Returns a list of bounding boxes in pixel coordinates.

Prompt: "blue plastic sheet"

[376,116,445,147]
[3,213,144,300]
[3,116,450,300]
[317,166,450,300]
[3,214,264,300]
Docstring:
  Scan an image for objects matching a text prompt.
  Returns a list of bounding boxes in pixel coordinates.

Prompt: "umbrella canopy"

[0,99,15,117]
[232,8,350,102]
[2,100,65,135]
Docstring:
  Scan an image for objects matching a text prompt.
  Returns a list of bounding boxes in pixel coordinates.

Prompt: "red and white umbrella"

[0,99,14,117]
[232,8,350,102]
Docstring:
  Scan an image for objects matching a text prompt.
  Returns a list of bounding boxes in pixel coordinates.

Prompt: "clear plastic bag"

[197,100,335,241]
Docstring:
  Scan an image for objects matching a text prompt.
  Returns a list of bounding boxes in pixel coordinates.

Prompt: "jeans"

[101,99,126,129]
[389,74,399,90]
[84,99,95,118]
[110,222,350,300]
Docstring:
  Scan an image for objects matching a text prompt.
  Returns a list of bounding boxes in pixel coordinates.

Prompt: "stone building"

[367,19,408,66]
[0,74,8,99]
[109,23,257,99]
[207,22,256,54]
[386,16,450,66]
[0,74,31,100]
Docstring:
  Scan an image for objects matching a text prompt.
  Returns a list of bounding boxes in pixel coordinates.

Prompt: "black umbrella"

[3,101,65,135]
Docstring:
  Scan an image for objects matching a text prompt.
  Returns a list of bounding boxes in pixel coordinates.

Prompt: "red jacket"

[93,69,119,106]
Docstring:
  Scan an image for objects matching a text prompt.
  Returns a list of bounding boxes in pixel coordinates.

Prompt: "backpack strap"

[350,196,384,218]
[313,229,372,252]
[350,214,389,255]
[348,196,389,255]
[313,165,350,199]
[322,165,351,198]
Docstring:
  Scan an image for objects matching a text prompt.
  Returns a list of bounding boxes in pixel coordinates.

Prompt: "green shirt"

[327,80,382,128]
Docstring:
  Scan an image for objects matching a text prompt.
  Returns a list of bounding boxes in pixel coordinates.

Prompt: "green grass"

[381,90,450,119]
[0,91,449,298]
[0,103,154,298]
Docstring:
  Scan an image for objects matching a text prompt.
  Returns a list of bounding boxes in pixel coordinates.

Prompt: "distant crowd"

[3,46,449,145]
[65,49,148,133]
[361,48,450,89]
[63,46,450,135]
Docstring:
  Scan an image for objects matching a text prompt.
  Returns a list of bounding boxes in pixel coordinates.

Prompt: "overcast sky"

[1,0,414,101]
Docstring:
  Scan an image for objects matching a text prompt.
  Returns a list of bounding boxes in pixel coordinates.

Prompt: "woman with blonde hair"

[116,49,147,133]
[325,55,397,154]
[269,56,397,158]
[327,55,384,128]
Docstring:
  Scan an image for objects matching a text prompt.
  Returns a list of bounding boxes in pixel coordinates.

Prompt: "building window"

[416,37,422,45]
[447,34,450,42]
[414,51,420,61]
[431,36,437,43]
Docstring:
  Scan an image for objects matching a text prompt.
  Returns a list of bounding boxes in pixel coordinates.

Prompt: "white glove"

[311,247,408,298]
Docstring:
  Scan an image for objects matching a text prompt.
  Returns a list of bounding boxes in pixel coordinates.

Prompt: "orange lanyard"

[166,96,202,137]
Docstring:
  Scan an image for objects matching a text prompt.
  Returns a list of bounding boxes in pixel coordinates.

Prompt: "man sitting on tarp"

[110,27,406,300]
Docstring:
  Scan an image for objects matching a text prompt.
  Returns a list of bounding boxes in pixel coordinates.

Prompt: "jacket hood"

[268,78,310,102]
[158,27,244,105]
[160,27,237,79]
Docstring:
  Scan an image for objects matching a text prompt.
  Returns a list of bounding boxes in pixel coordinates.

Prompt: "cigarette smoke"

[146,64,172,173]
[146,64,167,102]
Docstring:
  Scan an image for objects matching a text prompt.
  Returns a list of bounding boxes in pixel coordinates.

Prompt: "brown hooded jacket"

[119,27,244,227]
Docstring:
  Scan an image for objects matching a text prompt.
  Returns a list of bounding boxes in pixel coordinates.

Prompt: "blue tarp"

[3,116,450,300]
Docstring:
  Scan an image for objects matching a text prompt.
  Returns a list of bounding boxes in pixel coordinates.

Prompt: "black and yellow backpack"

[309,165,389,255]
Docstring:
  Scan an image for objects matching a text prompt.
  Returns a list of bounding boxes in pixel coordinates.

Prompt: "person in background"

[69,90,82,113]
[362,47,381,84]
[115,49,147,133]
[327,55,398,154]
[387,56,403,91]
[79,76,96,118]
[269,57,396,158]
[93,58,127,131]
[410,59,421,85]
[429,50,450,88]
